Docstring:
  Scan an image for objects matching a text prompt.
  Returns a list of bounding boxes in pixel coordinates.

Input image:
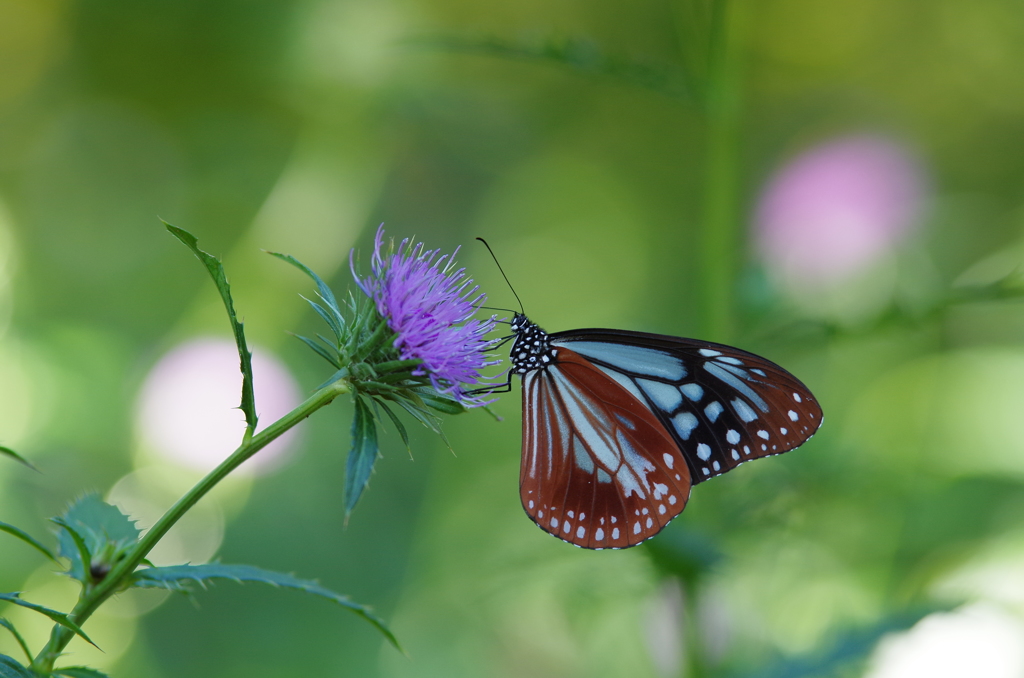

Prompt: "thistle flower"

[274,226,500,517]
[353,226,499,407]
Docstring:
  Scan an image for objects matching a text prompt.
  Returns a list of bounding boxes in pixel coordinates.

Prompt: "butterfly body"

[509,312,822,550]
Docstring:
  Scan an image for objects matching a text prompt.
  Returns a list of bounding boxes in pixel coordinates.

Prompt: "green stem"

[31,379,351,673]
[697,0,744,342]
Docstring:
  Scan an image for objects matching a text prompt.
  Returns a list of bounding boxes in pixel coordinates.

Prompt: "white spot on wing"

[646,517,653,529]
[663,452,674,469]
[576,526,585,539]
[699,349,721,357]
[697,443,711,460]
[672,412,699,439]
[612,527,620,539]
[712,460,720,471]
[596,528,605,541]
[680,383,704,401]
[529,500,534,509]
[757,430,769,440]
[634,522,641,534]
[726,429,740,444]
[788,410,799,421]
[793,393,802,402]
[705,401,724,422]
[733,398,758,422]
[669,495,677,505]
[639,379,683,412]
[659,504,666,514]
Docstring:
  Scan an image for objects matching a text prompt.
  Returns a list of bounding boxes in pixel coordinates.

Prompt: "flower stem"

[697,0,745,343]
[31,378,351,673]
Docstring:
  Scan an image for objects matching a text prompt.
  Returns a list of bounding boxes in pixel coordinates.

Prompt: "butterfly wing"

[549,329,823,485]
[521,346,692,549]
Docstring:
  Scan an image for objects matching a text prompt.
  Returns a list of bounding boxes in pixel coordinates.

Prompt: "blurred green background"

[3,0,1024,676]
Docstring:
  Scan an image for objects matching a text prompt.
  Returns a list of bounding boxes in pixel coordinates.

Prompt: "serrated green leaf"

[0,593,97,649]
[51,518,93,583]
[346,397,379,515]
[56,495,139,581]
[132,563,400,650]
[0,522,57,563]
[0,619,31,663]
[0,447,37,473]
[53,667,111,678]
[166,223,257,432]
[0,654,32,678]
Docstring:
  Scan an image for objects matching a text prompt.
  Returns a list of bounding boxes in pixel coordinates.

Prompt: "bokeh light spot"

[865,604,1024,678]
[755,134,927,287]
[136,337,302,474]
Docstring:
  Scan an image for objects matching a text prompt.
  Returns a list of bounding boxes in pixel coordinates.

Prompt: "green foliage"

[131,563,400,650]
[165,223,257,433]
[0,620,31,664]
[415,35,690,100]
[346,397,379,515]
[54,495,139,584]
[0,594,96,649]
[52,667,111,678]
[0,447,36,473]
[0,654,32,678]
[0,522,57,563]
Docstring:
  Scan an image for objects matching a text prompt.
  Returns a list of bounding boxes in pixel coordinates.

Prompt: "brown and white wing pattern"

[520,347,692,549]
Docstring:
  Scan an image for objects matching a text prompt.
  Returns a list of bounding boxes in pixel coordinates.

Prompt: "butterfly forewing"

[550,330,822,485]
[520,347,692,549]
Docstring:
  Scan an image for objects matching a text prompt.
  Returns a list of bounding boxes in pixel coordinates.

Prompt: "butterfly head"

[510,313,553,375]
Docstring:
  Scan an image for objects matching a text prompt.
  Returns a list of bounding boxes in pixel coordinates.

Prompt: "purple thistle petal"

[353,226,500,407]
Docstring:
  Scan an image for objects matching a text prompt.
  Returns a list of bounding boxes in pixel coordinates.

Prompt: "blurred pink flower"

[755,135,927,285]
[137,338,302,474]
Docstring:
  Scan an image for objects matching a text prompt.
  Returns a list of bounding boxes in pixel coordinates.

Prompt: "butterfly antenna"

[476,237,524,314]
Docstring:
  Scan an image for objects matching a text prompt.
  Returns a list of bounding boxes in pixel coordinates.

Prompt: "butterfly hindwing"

[520,346,692,549]
[550,330,822,485]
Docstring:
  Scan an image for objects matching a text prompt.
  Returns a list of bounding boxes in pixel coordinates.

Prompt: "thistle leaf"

[346,397,379,515]
[0,654,32,678]
[0,619,32,663]
[0,447,37,473]
[0,521,57,563]
[53,667,112,678]
[412,388,466,415]
[51,518,93,583]
[267,252,346,337]
[375,400,410,454]
[165,222,257,432]
[302,296,344,344]
[55,495,140,582]
[290,333,341,368]
[131,563,400,650]
[0,593,97,648]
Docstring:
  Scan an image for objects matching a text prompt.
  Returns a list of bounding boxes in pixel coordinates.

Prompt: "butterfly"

[506,313,822,549]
